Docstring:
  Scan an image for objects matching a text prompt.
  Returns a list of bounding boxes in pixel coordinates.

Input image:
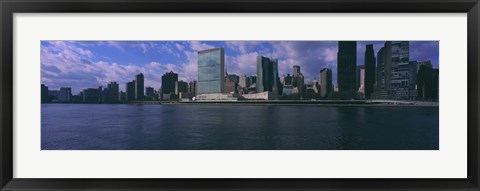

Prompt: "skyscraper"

[135,73,144,101]
[145,86,155,101]
[105,82,119,103]
[187,81,197,98]
[126,80,135,101]
[417,61,438,100]
[364,44,376,99]
[292,65,304,93]
[82,87,103,103]
[376,41,392,99]
[408,61,419,99]
[256,56,279,94]
[175,80,188,95]
[320,68,333,98]
[293,65,301,76]
[41,84,49,103]
[197,48,225,94]
[337,41,357,98]
[161,71,178,98]
[58,87,72,103]
[390,41,410,99]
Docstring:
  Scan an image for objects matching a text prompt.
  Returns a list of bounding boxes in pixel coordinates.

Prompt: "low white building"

[239,91,277,100]
[195,93,238,101]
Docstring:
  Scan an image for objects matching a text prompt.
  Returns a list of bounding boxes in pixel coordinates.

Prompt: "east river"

[41,104,439,150]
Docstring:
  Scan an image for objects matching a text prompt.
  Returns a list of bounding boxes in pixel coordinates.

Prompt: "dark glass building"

[41,84,49,103]
[161,71,178,98]
[175,80,188,95]
[364,44,376,99]
[337,41,357,98]
[126,80,135,101]
[256,56,279,94]
[135,73,144,101]
[376,41,392,99]
[320,68,333,98]
[417,61,439,100]
[105,82,119,103]
[145,86,155,101]
[82,87,103,103]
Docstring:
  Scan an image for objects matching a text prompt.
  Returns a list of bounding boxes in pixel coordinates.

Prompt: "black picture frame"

[1,0,479,190]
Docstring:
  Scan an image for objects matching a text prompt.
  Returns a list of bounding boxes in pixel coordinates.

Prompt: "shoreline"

[42,100,439,107]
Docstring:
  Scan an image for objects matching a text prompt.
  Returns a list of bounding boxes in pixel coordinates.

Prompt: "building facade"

[58,87,72,103]
[337,41,357,98]
[105,82,119,103]
[364,44,376,99]
[126,80,135,101]
[390,41,410,99]
[161,71,178,99]
[256,56,279,94]
[320,68,333,98]
[197,48,225,94]
[135,73,144,101]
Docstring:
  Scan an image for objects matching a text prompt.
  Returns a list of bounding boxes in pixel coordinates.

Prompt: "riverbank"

[43,100,439,107]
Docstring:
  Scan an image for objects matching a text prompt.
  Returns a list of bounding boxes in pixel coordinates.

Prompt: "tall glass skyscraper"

[337,41,357,96]
[256,56,279,94]
[197,48,225,94]
[364,44,376,99]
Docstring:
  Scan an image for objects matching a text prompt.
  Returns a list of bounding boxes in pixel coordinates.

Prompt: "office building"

[364,44,376,99]
[337,41,357,98]
[247,75,257,87]
[256,56,279,94]
[188,81,197,98]
[175,81,188,95]
[224,76,237,94]
[227,74,239,84]
[145,86,155,101]
[105,82,119,103]
[82,87,103,103]
[417,61,438,100]
[292,65,304,93]
[162,71,178,96]
[320,68,333,98]
[58,87,72,103]
[408,61,419,99]
[41,84,49,103]
[197,48,225,94]
[390,41,410,99]
[376,41,392,99]
[135,73,144,101]
[126,80,135,101]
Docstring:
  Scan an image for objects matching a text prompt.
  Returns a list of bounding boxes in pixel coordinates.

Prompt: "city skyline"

[41,41,439,94]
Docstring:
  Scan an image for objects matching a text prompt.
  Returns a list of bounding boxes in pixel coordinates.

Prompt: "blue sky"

[41,41,439,94]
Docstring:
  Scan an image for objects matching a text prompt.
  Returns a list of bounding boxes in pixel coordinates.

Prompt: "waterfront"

[41,104,439,150]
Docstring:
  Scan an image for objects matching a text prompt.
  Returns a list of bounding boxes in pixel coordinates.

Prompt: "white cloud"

[188,41,215,52]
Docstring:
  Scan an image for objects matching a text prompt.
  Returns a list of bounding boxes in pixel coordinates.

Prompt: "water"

[41,104,439,150]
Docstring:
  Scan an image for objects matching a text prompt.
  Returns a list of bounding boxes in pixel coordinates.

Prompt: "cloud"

[41,40,439,94]
[226,41,262,54]
[41,41,196,94]
[188,41,215,52]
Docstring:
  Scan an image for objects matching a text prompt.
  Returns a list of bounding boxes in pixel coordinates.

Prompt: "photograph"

[41,40,439,150]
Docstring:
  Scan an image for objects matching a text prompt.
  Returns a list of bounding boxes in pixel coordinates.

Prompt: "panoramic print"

[41,41,439,150]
